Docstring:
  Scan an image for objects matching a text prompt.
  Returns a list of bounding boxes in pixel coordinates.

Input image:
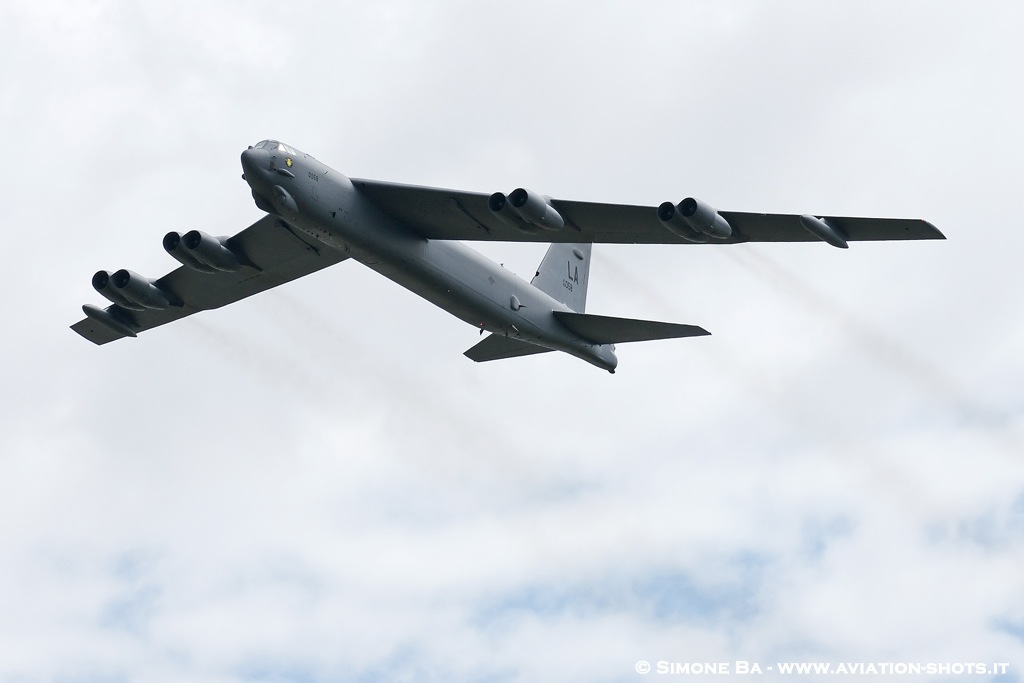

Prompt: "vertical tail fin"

[530,242,591,312]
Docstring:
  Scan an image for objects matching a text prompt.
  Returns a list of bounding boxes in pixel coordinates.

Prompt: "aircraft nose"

[240,147,270,181]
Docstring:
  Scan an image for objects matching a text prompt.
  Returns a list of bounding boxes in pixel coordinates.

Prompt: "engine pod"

[163,231,218,273]
[678,197,732,239]
[182,230,243,272]
[110,269,177,309]
[508,188,564,231]
[488,191,539,233]
[92,270,140,310]
[657,202,708,243]
[93,269,176,310]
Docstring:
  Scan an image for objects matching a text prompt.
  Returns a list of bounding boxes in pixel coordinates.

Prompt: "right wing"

[72,215,348,344]
[352,178,944,246]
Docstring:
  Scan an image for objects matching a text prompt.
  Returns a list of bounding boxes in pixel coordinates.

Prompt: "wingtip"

[922,220,946,240]
[76,304,137,343]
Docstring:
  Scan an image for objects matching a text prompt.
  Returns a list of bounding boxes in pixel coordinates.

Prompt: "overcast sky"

[3,1,1024,681]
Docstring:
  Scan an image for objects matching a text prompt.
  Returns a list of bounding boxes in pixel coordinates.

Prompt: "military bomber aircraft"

[72,140,944,372]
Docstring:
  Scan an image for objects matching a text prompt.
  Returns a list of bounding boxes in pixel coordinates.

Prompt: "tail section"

[531,242,591,312]
[464,243,708,371]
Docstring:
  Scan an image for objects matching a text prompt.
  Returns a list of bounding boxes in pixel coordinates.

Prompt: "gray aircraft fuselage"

[240,144,620,372]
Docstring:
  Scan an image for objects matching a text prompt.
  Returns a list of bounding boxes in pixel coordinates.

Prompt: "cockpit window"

[253,139,297,155]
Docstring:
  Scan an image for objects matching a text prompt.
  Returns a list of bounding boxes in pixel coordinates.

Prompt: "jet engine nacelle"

[657,202,708,243]
[508,188,564,231]
[488,192,535,233]
[488,189,564,233]
[659,197,732,240]
[164,230,241,272]
[93,269,175,311]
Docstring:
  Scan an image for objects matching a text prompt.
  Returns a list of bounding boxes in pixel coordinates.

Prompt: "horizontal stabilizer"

[464,333,553,363]
[553,311,710,344]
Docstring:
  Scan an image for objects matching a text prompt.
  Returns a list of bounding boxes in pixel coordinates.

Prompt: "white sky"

[2,1,1023,681]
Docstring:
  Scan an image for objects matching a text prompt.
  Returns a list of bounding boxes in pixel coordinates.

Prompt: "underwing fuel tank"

[82,304,136,338]
[799,215,849,248]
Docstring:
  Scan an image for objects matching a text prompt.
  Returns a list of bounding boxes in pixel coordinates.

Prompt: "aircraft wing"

[352,179,944,245]
[72,215,348,344]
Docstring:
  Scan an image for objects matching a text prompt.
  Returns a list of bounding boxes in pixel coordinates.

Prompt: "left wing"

[72,215,348,344]
[352,179,944,246]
